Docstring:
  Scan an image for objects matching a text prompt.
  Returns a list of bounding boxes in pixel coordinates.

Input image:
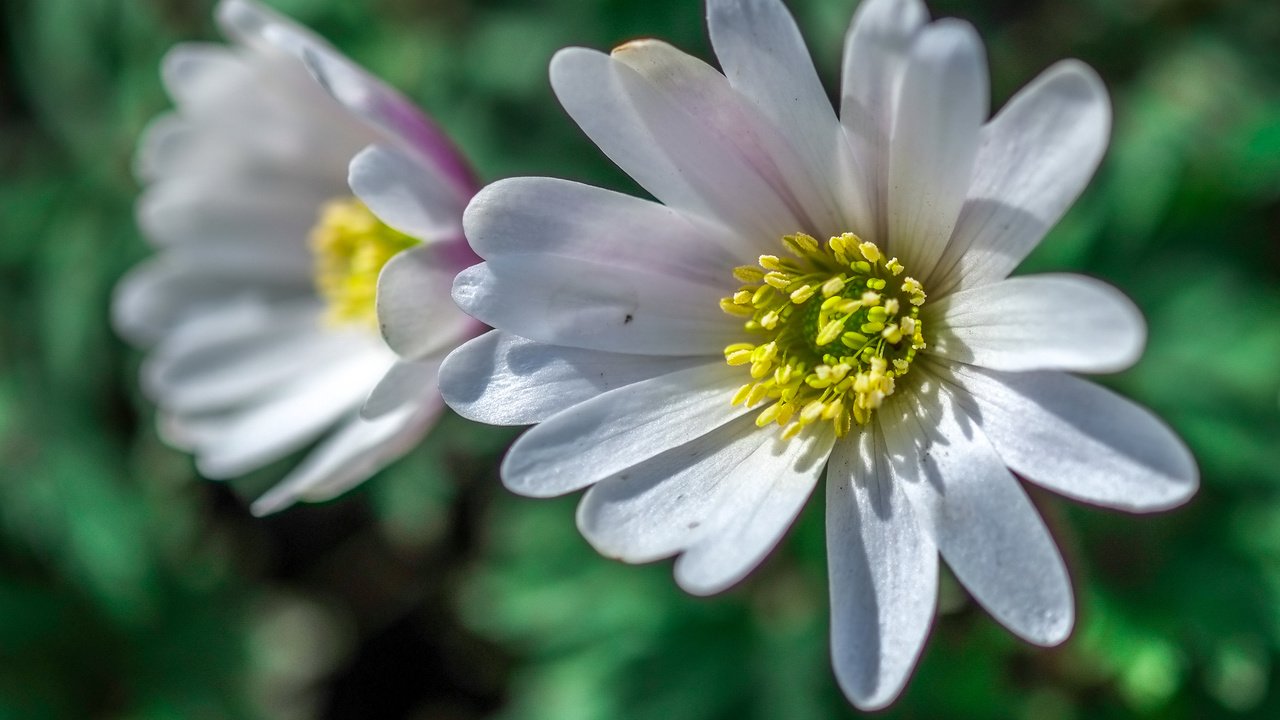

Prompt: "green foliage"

[1,0,1278,717]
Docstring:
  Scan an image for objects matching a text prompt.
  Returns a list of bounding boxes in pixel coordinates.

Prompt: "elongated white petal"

[501,363,749,498]
[927,274,1146,373]
[549,47,802,241]
[146,311,368,414]
[177,348,392,478]
[550,48,715,222]
[674,424,835,596]
[880,382,1074,646]
[137,179,325,251]
[576,414,770,563]
[451,257,739,356]
[827,426,936,711]
[439,331,704,426]
[377,243,476,360]
[251,398,443,515]
[464,176,739,286]
[938,362,1198,511]
[161,42,247,112]
[932,61,1112,295]
[840,0,928,245]
[703,0,853,232]
[349,144,465,241]
[362,357,443,420]
[613,38,848,235]
[111,258,311,345]
[887,20,987,278]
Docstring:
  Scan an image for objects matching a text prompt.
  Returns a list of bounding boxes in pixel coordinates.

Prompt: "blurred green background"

[2,0,1279,717]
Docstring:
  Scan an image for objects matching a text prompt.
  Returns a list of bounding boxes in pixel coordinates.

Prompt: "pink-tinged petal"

[880,379,1074,646]
[500,363,750,498]
[287,33,477,197]
[826,425,937,711]
[839,0,929,245]
[705,0,860,234]
[217,0,475,196]
[931,60,1112,295]
[439,331,704,427]
[927,274,1146,373]
[937,362,1199,512]
[887,20,987,280]
[549,47,803,242]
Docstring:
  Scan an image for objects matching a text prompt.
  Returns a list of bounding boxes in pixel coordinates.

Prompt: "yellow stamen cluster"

[310,197,419,328]
[721,232,927,439]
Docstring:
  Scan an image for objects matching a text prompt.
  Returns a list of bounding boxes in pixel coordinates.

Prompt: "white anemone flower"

[386,0,1197,709]
[114,0,479,515]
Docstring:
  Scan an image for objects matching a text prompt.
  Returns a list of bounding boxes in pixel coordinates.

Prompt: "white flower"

[114,0,479,515]
[388,0,1197,709]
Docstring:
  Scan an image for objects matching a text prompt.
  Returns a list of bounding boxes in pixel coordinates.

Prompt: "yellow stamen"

[311,197,419,328]
[717,233,927,439]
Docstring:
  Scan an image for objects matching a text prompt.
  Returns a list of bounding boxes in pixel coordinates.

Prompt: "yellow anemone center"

[310,198,419,328]
[720,232,927,439]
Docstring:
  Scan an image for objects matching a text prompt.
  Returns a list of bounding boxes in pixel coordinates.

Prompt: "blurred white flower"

[417,0,1200,709]
[114,0,479,514]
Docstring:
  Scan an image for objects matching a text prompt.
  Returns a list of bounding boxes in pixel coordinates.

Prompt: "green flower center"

[310,198,419,328]
[720,233,927,439]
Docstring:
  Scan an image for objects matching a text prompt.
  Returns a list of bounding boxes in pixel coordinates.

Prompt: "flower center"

[310,197,419,328]
[720,233,927,439]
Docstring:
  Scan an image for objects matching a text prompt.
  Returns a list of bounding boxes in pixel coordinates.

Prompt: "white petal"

[215,0,301,48]
[376,243,477,360]
[887,20,987,279]
[251,397,444,515]
[451,257,739,356]
[549,47,802,241]
[880,381,1074,646]
[673,424,835,596]
[111,258,311,345]
[705,0,855,232]
[464,176,739,287]
[500,363,749,498]
[927,274,1146,373]
[438,331,704,426]
[362,356,443,420]
[176,347,392,478]
[145,305,368,414]
[576,414,770,563]
[826,425,936,711]
[550,48,713,222]
[938,362,1198,511]
[136,178,325,251]
[218,0,474,193]
[839,0,928,244]
[161,42,247,112]
[931,61,1112,295]
[134,113,192,182]
[349,144,465,241]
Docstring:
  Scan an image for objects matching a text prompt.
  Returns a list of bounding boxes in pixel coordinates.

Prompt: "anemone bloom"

[114,0,478,514]
[402,0,1197,708]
